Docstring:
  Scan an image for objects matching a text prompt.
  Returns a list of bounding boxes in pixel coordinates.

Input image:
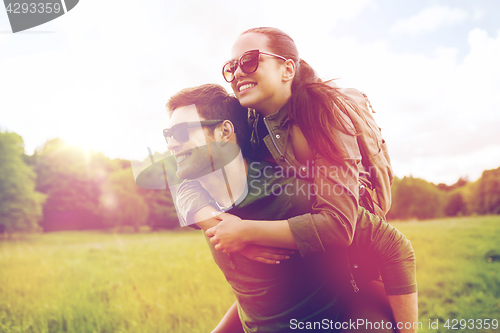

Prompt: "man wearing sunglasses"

[164,86,252,224]
[165,84,416,333]
[165,118,226,180]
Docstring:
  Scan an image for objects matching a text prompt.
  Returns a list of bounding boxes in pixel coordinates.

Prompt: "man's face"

[166,105,215,180]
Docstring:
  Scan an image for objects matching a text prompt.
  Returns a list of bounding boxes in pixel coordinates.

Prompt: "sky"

[1,0,499,185]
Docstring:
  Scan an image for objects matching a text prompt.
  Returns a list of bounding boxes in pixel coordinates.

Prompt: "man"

[165,84,417,333]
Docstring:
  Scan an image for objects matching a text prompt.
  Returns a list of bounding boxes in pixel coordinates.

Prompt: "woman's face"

[230,33,289,115]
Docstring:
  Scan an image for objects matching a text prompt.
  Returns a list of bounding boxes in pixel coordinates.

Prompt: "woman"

[180,27,417,332]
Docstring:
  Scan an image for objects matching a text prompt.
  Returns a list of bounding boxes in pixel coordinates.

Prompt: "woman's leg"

[341,279,396,333]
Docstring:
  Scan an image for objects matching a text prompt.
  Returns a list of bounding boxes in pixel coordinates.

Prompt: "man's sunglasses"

[163,120,224,143]
[222,49,287,83]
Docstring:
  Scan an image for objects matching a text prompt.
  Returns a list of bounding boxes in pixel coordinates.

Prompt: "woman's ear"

[282,59,296,82]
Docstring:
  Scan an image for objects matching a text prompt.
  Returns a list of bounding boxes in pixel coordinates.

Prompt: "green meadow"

[1,216,499,333]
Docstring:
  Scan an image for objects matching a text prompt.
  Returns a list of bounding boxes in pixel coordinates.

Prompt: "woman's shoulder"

[289,120,359,164]
[289,124,315,164]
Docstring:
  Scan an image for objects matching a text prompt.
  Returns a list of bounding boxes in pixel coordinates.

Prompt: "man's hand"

[206,212,249,253]
[240,244,294,264]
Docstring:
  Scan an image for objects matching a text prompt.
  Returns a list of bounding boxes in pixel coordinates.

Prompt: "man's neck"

[197,151,248,208]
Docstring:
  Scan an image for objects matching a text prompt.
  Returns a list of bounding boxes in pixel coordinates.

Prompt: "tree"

[444,192,465,216]
[474,167,500,214]
[138,189,180,230]
[0,131,45,233]
[437,177,468,192]
[34,139,103,230]
[388,176,445,220]
[99,168,149,231]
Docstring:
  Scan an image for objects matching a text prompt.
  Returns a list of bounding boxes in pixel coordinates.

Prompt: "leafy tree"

[34,139,179,231]
[437,177,468,192]
[34,139,128,230]
[388,176,445,220]
[36,139,99,212]
[99,168,149,231]
[0,131,45,233]
[139,189,180,230]
[444,192,465,216]
[473,167,500,214]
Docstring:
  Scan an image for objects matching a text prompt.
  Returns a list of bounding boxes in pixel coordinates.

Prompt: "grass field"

[1,216,499,332]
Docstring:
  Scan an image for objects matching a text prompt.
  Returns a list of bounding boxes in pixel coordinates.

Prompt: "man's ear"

[218,120,235,142]
[282,59,296,82]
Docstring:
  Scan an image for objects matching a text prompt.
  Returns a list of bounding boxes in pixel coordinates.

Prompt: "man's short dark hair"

[167,84,251,156]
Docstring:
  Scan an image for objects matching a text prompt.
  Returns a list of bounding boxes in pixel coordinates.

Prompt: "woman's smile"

[238,82,256,93]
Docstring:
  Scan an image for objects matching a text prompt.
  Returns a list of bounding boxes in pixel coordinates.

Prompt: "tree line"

[387,170,500,220]
[1,130,499,233]
[0,131,178,233]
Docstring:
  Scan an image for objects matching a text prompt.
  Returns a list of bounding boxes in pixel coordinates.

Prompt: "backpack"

[340,88,394,216]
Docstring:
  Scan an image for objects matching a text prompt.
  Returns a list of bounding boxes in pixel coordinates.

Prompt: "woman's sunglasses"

[163,120,224,143]
[222,50,287,83]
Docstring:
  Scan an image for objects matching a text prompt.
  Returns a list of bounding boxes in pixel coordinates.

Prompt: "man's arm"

[388,293,418,333]
[192,206,220,230]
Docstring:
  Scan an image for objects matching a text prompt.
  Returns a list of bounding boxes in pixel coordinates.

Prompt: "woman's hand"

[206,212,249,253]
[240,244,294,264]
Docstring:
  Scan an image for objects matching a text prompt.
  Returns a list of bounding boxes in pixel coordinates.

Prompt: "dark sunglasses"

[222,49,287,83]
[163,120,224,143]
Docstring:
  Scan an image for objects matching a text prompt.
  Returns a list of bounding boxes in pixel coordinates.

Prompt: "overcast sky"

[1,0,499,185]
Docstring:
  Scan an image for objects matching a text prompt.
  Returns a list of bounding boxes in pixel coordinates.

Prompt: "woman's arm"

[194,205,295,264]
[206,213,297,252]
[211,301,244,333]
